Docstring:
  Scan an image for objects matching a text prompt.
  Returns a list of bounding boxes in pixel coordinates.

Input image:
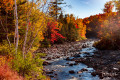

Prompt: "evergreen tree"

[49,0,65,21]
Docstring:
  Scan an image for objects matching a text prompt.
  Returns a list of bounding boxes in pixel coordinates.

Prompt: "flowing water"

[44,41,114,80]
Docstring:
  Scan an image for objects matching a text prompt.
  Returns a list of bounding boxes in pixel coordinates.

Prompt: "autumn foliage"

[45,21,65,43]
[93,1,120,50]
[0,56,23,80]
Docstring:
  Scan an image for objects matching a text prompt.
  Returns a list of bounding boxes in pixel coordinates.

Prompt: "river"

[43,40,115,80]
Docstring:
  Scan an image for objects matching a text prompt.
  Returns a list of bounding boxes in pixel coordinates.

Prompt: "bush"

[40,38,51,48]
[0,56,23,80]
[11,52,46,80]
[94,38,120,50]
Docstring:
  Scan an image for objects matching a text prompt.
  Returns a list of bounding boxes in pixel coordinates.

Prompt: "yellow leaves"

[103,20,109,26]
[58,22,63,30]
[0,56,6,66]
[38,31,44,41]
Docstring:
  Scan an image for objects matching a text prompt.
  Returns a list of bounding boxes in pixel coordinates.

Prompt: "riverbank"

[36,39,120,80]
[36,39,99,79]
[82,50,120,80]
[36,39,95,61]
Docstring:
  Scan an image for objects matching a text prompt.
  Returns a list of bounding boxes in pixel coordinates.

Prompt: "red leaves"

[75,23,79,28]
[0,56,23,80]
[47,21,65,43]
[29,22,31,26]
[103,1,113,13]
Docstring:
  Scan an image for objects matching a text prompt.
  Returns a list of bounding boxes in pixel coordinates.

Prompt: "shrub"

[11,52,46,80]
[0,56,23,80]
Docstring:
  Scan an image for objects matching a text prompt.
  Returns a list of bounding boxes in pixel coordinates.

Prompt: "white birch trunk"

[14,0,19,54]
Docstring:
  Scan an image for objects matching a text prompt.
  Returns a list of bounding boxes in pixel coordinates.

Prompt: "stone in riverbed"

[73,54,80,57]
[82,44,87,48]
[69,63,74,66]
[66,57,71,61]
[46,57,52,60]
[50,75,54,78]
[91,72,97,76]
[69,70,75,74]
[74,62,78,65]
[46,71,53,74]
[81,68,88,72]
[43,61,51,66]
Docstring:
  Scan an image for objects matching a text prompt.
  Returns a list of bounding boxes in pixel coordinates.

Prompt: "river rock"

[91,72,97,76]
[50,75,54,78]
[74,62,78,65]
[73,54,80,57]
[69,63,74,66]
[69,70,75,74]
[66,57,70,60]
[82,44,87,48]
[43,61,51,66]
[47,57,52,60]
[46,71,53,74]
[81,68,88,72]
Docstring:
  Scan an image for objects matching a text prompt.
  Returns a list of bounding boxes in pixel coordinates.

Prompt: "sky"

[62,0,113,18]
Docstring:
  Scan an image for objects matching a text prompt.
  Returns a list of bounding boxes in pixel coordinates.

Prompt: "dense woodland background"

[0,0,120,80]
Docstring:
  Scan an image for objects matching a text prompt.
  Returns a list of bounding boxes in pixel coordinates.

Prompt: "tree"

[115,0,120,16]
[49,0,65,21]
[14,0,19,54]
[0,0,14,46]
[103,1,114,14]
[44,21,65,44]
[0,0,50,79]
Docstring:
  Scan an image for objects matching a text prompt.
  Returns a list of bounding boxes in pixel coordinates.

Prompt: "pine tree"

[49,0,65,21]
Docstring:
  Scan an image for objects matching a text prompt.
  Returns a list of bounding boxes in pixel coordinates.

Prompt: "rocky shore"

[82,50,120,80]
[36,39,93,60]
[36,39,120,80]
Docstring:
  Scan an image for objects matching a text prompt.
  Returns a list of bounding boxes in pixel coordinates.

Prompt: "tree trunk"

[14,0,19,54]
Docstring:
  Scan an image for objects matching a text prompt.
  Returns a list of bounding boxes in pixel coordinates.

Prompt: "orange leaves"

[0,0,14,11]
[0,64,23,80]
[100,25,104,27]
[0,56,23,80]
[103,1,114,14]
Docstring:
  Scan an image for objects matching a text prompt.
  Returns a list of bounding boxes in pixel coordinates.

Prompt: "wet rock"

[74,62,78,65]
[47,57,52,60]
[52,56,56,59]
[79,75,82,77]
[113,67,119,71]
[84,52,90,55]
[73,54,80,57]
[91,72,97,76]
[65,57,74,61]
[56,56,60,58]
[43,61,51,66]
[81,68,88,72]
[69,70,75,74]
[99,76,104,79]
[66,57,70,61]
[46,71,53,74]
[50,75,54,78]
[69,63,74,66]
[55,73,57,75]
[66,62,69,64]
[82,44,87,48]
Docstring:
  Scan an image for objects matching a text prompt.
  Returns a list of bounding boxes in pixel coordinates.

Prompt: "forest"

[0,0,120,80]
